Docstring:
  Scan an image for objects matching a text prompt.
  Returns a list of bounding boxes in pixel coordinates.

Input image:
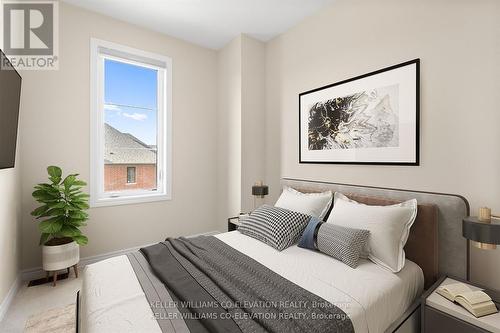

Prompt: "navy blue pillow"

[298,218,370,268]
[298,217,323,250]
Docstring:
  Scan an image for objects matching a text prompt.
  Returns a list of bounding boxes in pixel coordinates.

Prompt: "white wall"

[216,36,242,230]
[241,35,266,213]
[216,34,267,228]
[19,3,219,270]
[265,0,500,288]
[0,164,21,304]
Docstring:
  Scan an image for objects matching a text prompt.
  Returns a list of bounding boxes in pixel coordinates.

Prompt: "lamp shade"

[463,217,500,246]
[252,185,269,197]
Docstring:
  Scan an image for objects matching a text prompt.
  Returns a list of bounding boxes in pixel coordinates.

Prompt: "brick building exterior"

[104,124,157,192]
[104,164,157,192]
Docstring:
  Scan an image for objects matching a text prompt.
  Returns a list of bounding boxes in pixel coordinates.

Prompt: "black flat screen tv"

[0,50,22,169]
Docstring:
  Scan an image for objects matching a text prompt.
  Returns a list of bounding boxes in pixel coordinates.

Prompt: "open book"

[437,282,498,318]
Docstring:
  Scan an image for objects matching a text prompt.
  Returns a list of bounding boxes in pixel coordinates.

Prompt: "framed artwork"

[299,59,419,165]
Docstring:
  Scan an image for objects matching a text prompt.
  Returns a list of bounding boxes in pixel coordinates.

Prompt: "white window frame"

[90,38,172,207]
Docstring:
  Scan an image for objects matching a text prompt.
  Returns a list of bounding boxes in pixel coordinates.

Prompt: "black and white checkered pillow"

[316,224,370,268]
[238,205,311,251]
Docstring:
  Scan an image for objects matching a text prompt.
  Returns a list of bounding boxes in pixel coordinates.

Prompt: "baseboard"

[0,276,22,322]
[20,230,220,281]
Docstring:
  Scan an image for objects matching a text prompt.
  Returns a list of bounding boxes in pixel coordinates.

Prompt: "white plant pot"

[42,240,80,272]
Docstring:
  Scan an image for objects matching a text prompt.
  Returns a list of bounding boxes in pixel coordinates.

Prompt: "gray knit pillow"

[316,223,370,268]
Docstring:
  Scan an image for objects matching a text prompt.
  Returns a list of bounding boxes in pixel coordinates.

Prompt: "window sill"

[90,192,171,208]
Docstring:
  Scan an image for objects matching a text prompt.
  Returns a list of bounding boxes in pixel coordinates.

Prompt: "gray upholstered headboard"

[281,178,470,282]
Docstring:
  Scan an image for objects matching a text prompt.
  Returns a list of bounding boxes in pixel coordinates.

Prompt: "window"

[90,39,172,207]
[126,167,136,184]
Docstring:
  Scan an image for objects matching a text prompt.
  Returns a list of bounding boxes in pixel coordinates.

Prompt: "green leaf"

[63,175,77,190]
[70,198,89,204]
[32,189,54,198]
[71,202,90,210]
[32,190,61,204]
[39,217,64,234]
[73,180,87,186]
[68,214,87,220]
[59,225,82,237]
[73,235,88,246]
[35,183,54,188]
[44,208,66,217]
[34,184,59,193]
[69,211,87,219]
[39,233,51,246]
[66,205,81,212]
[49,201,66,208]
[31,205,49,217]
[72,193,90,199]
[67,220,85,227]
[47,166,62,178]
[48,176,61,184]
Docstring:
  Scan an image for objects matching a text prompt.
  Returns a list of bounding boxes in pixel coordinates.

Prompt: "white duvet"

[81,231,424,333]
[216,231,423,333]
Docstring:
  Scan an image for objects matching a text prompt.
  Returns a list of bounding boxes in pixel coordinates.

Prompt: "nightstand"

[227,216,240,231]
[422,275,500,332]
[227,214,249,232]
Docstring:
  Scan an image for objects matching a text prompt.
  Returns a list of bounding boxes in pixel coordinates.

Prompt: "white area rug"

[24,303,75,333]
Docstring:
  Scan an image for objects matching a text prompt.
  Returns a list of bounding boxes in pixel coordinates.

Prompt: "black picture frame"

[299,59,420,165]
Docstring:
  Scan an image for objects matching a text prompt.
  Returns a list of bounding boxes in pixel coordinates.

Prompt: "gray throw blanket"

[133,236,354,333]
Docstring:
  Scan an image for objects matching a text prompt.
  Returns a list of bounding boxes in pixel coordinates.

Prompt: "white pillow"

[326,192,417,272]
[275,187,333,220]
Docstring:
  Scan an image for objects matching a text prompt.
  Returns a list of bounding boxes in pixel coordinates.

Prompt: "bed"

[78,179,470,333]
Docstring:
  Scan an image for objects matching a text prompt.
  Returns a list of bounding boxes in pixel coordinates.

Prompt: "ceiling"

[62,0,336,49]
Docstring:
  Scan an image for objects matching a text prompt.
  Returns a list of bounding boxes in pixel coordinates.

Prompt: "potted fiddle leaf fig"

[31,166,89,276]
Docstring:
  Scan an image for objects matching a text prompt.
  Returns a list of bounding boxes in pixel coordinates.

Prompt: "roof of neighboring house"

[104,124,156,164]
